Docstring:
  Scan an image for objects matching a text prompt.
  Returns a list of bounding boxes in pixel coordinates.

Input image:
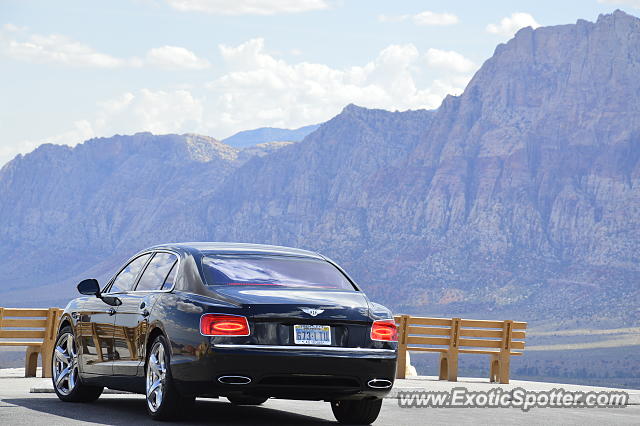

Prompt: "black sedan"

[52,242,397,424]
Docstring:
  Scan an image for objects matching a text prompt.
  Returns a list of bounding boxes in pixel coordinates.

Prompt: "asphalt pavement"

[1,369,638,425]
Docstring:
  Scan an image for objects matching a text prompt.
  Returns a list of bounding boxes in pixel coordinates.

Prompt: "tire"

[145,334,195,420]
[331,398,383,425]
[227,396,269,405]
[52,325,103,402]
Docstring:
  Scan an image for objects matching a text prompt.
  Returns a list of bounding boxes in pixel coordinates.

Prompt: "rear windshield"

[200,254,355,290]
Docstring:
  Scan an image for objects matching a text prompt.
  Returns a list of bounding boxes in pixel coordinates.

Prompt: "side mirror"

[77,278,101,296]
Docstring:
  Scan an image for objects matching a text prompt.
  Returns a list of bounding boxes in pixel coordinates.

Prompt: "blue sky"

[0,0,638,165]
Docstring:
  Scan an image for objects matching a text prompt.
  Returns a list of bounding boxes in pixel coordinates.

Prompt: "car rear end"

[175,251,397,401]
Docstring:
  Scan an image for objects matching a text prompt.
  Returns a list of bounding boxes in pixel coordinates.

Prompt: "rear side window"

[109,254,152,293]
[200,255,355,290]
[161,262,178,290]
[136,252,178,291]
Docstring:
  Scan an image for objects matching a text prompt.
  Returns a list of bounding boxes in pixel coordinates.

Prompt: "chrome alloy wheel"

[146,341,166,412]
[53,332,79,395]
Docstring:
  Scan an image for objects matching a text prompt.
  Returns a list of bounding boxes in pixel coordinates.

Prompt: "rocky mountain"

[0,11,638,326]
[0,132,291,303]
[222,124,321,148]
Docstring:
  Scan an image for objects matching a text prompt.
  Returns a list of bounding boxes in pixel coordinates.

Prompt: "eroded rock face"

[0,11,638,324]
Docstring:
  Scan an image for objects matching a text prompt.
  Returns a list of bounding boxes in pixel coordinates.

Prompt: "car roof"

[146,242,324,259]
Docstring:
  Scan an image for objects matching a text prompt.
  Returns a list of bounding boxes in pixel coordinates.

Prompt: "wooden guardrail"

[0,308,62,377]
[394,315,527,384]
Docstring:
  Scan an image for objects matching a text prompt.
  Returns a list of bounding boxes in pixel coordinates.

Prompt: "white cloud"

[0,26,209,70]
[0,31,124,68]
[378,14,410,23]
[164,0,329,15]
[378,11,459,26]
[413,11,459,26]
[0,138,45,165]
[145,45,210,69]
[205,38,473,135]
[486,13,540,37]
[3,120,95,165]
[598,0,640,8]
[93,89,204,135]
[2,90,204,165]
[45,121,96,147]
[3,23,27,32]
[2,38,479,166]
[425,48,475,73]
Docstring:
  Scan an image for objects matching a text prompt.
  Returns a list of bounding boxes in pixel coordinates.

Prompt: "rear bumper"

[172,344,397,400]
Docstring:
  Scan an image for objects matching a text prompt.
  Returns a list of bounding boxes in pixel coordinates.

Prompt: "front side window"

[200,254,355,290]
[109,254,152,293]
[136,252,178,291]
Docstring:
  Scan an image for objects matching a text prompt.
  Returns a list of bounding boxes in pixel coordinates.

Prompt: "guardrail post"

[396,314,410,379]
[442,317,461,381]
[40,308,59,378]
[500,320,513,384]
[25,346,39,377]
[491,320,513,384]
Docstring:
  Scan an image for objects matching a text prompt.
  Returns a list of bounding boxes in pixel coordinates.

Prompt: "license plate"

[294,325,331,345]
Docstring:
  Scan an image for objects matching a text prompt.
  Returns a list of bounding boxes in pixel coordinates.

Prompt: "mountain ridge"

[222,124,321,148]
[0,11,638,326]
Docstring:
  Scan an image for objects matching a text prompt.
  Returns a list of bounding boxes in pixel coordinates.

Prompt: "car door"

[112,251,179,376]
[90,253,152,376]
[75,297,117,376]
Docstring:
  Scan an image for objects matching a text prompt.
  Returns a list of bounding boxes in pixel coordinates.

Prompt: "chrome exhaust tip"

[218,375,252,385]
[367,378,392,389]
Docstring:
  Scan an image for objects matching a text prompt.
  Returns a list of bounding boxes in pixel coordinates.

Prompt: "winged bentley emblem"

[300,307,324,317]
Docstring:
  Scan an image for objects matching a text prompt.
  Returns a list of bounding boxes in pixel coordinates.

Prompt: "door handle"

[108,308,116,316]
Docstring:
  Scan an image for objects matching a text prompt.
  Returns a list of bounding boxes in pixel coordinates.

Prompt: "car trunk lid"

[212,287,372,347]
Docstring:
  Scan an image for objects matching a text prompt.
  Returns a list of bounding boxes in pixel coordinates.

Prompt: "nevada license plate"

[294,325,331,345]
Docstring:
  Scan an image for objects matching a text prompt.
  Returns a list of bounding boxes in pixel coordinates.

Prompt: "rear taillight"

[200,314,250,336]
[370,320,398,342]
